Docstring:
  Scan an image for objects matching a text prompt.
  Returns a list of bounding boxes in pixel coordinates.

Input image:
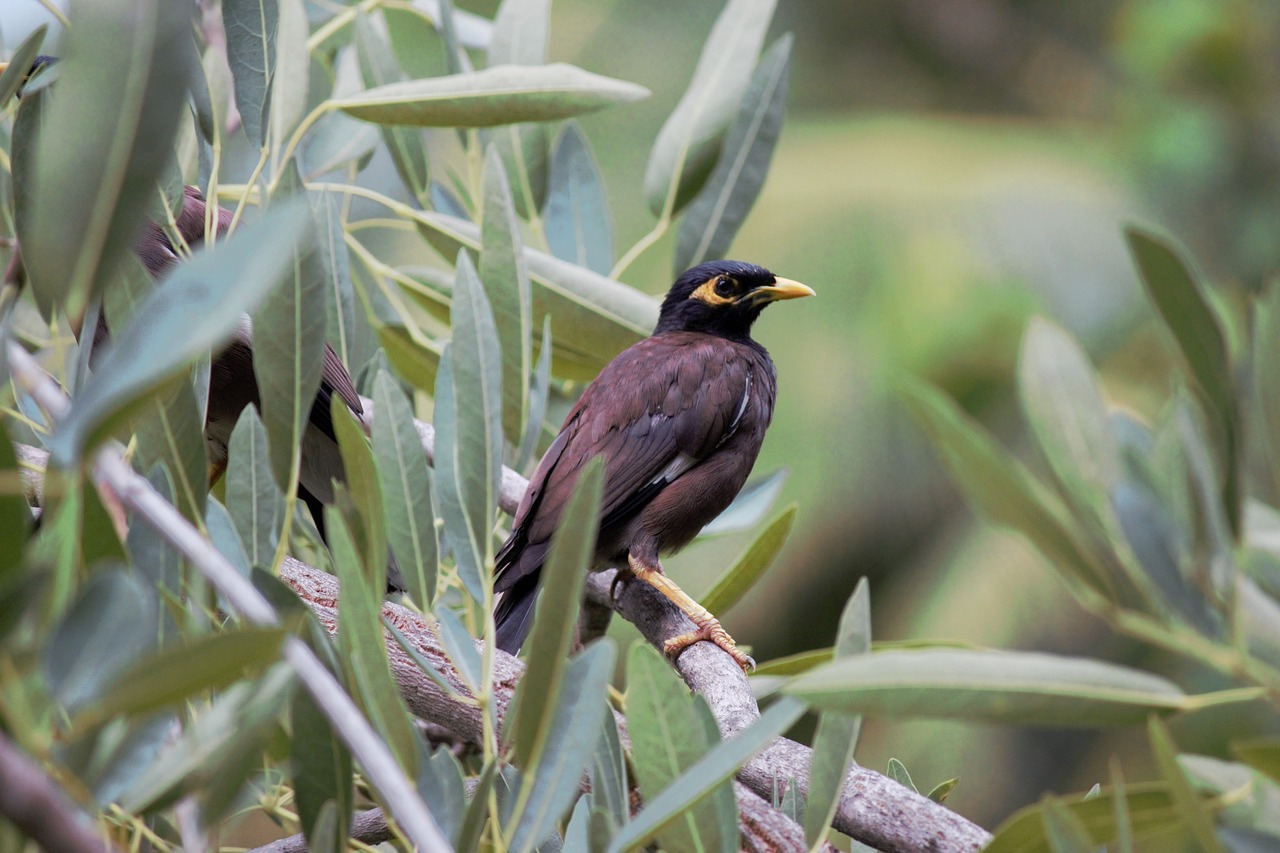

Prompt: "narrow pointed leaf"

[517,317,553,470]
[507,641,614,853]
[226,407,286,569]
[292,685,353,853]
[1041,796,1096,853]
[434,605,483,691]
[327,507,419,774]
[626,643,736,853]
[0,26,46,108]
[223,0,278,146]
[786,648,1191,726]
[133,381,208,523]
[1148,716,1224,852]
[373,371,438,605]
[545,122,613,274]
[804,577,869,846]
[590,709,629,833]
[44,569,158,715]
[900,379,1114,599]
[449,252,504,596]
[332,401,388,588]
[332,64,649,128]
[675,33,792,272]
[609,696,806,853]
[252,211,326,489]
[887,758,917,793]
[700,503,795,615]
[489,0,549,65]
[1126,228,1240,537]
[419,747,467,846]
[269,0,308,145]
[643,0,776,215]
[21,0,193,320]
[354,15,431,206]
[480,147,533,442]
[75,627,288,728]
[47,202,311,465]
[0,427,32,577]
[508,458,604,767]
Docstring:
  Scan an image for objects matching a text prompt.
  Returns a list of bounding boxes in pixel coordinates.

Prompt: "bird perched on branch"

[493,260,813,669]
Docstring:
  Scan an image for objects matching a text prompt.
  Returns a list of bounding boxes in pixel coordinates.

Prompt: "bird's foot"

[609,568,633,602]
[663,619,755,673]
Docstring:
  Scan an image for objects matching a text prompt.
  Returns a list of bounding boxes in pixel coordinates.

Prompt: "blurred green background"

[8,0,1275,831]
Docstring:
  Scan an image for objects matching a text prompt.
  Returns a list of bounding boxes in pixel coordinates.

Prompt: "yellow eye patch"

[689,275,740,306]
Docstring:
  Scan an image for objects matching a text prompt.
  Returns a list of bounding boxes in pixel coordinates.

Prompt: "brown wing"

[133,186,231,279]
[494,332,754,593]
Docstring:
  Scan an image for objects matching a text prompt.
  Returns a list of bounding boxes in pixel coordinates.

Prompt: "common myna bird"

[493,260,813,669]
[130,186,366,530]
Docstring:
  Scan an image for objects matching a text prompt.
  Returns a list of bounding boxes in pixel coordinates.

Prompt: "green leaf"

[986,782,1191,853]
[119,665,295,813]
[887,758,918,794]
[226,407,286,569]
[1148,716,1224,852]
[544,121,613,275]
[446,252,504,599]
[418,746,467,846]
[1018,317,1122,510]
[1040,795,1096,853]
[518,316,553,470]
[1231,739,1280,784]
[75,627,289,729]
[332,401,389,588]
[928,777,959,804]
[900,378,1115,600]
[47,201,312,466]
[785,648,1190,726]
[372,371,438,606]
[750,648,831,676]
[507,458,604,766]
[643,0,776,215]
[507,641,614,853]
[674,33,792,272]
[223,0,278,146]
[252,203,327,489]
[205,496,251,578]
[457,761,500,853]
[127,464,183,598]
[609,695,806,853]
[20,0,193,321]
[292,685,353,853]
[434,604,483,691]
[133,380,208,523]
[269,0,309,145]
[1253,285,1280,504]
[480,147,533,443]
[589,709,629,834]
[327,507,419,775]
[700,503,795,615]
[332,64,649,128]
[0,26,46,108]
[1125,228,1241,538]
[377,323,442,394]
[803,577,869,846]
[489,0,549,66]
[313,192,373,376]
[414,210,655,381]
[354,14,431,207]
[625,643,736,853]
[44,569,158,715]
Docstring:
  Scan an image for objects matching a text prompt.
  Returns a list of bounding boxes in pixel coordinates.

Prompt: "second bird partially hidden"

[493,260,814,670]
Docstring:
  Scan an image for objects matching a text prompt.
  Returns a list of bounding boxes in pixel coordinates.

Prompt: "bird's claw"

[609,568,633,602]
[663,621,755,673]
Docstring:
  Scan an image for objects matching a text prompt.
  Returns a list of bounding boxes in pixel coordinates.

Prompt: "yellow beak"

[749,277,816,304]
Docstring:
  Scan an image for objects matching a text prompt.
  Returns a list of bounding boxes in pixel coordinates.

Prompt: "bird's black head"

[654,260,814,339]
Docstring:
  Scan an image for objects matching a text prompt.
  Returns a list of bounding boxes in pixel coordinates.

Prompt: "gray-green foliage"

[0,0,848,849]
[898,228,1280,849]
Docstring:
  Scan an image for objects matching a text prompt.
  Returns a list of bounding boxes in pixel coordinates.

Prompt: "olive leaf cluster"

[895,230,1280,849]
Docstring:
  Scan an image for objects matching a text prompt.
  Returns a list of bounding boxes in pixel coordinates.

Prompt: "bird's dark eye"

[714,276,735,298]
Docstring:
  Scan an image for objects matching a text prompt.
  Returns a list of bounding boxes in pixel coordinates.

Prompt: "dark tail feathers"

[494,572,541,654]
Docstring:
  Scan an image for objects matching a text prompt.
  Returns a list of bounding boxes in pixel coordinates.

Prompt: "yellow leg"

[207,460,227,488]
[625,555,755,672]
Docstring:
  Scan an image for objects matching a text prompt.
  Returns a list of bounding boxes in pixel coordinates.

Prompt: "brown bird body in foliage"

[129,186,364,514]
[493,260,813,668]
